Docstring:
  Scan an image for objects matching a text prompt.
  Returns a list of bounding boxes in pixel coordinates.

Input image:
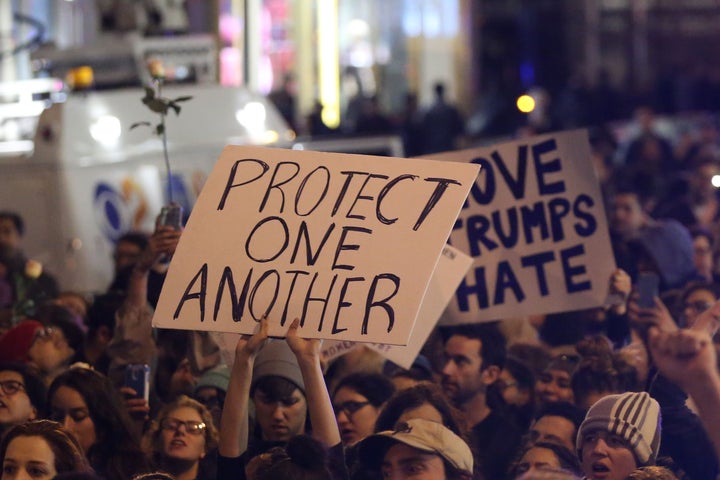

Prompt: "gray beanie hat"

[195,365,231,394]
[251,340,305,394]
[576,391,661,466]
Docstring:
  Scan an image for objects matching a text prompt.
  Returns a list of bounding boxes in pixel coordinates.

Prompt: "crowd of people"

[1,104,720,480]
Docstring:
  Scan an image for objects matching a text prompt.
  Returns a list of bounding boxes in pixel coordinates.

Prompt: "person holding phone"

[104,218,182,387]
[48,366,153,480]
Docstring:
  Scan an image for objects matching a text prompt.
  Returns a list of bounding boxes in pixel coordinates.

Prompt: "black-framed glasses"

[0,380,25,396]
[159,418,206,435]
[333,401,371,417]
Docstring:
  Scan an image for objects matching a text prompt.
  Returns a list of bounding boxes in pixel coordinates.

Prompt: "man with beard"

[439,322,522,479]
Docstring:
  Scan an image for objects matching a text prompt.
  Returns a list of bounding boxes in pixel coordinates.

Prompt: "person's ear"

[481,365,500,385]
[29,406,37,421]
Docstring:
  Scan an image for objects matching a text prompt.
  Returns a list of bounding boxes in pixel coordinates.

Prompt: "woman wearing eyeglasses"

[0,362,46,438]
[331,372,394,446]
[145,395,218,480]
[47,366,153,480]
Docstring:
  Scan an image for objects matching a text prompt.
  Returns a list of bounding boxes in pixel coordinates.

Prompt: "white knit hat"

[576,391,661,466]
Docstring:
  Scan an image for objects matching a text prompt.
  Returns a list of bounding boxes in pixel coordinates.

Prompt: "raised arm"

[126,225,181,307]
[649,327,720,460]
[219,318,269,457]
[285,318,341,447]
[689,298,720,338]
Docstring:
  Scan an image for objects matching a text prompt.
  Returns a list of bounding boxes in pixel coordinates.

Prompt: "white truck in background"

[0,77,292,294]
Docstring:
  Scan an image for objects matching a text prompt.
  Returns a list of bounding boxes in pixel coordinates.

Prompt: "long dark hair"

[48,367,153,480]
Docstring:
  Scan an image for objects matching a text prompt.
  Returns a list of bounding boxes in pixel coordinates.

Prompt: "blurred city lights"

[516,94,535,113]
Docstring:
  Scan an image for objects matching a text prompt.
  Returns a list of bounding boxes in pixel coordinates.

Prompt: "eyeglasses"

[159,418,206,435]
[0,380,26,396]
[34,326,55,342]
[333,401,371,417]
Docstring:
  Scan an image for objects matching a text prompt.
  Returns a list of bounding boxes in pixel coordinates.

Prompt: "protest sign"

[433,130,616,324]
[320,244,473,367]
[153,145,479,344]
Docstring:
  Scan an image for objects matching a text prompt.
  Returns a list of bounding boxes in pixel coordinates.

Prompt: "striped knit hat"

[576,391,661,466]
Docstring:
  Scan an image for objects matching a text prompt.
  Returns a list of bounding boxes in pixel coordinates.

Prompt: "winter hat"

[576,391,661,466]
[631,220,697,290]
[251,340,305,394]
[358,418,473,475]
[0,320,43,363]
[195,365,230,394]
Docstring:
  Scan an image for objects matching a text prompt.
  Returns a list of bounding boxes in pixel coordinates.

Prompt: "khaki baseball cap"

[357,418,473,474]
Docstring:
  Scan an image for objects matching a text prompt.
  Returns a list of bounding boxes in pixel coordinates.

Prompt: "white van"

[0,79,291,294]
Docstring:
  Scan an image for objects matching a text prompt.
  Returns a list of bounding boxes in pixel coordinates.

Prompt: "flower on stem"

[25,259,42,279]
[11,259,43,325]
[130,69,192,204]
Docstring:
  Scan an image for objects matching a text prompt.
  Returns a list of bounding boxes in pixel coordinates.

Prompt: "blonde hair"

[144,395,219,459]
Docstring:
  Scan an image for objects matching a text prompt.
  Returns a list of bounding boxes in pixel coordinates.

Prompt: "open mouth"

[589,462,610,478]
[170,439,186,447]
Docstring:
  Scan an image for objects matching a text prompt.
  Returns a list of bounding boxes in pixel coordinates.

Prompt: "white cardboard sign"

[433,130,616,324]
[153,145,479,344]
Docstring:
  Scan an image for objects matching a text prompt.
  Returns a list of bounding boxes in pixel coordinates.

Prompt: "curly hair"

[571,335,640,408]
[145,395,219,463]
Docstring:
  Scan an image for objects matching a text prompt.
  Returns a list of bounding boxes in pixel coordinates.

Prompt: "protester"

[193,365,230,430]
[498,355,536,430]
[0,420,91,479]
[47,366,153,480]
[0,211,60,305]
[508,441,582,478]
[31,304,86,386]
[571,335,640,409]
[145,395,218,480]
[355,418,473,480]
[527,401,585,452]
[331,372,395,446]
[0,362,46,438]
[218,317,346,480]
[576,391,661,480]
[649,327,720,462]
[439,322,522,479]
[535,354,579,408]
[374,382,465,436]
